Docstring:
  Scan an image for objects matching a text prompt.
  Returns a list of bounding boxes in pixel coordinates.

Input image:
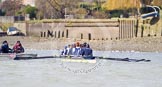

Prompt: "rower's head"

[76,42,80,47]
[16,41,22,46]
[68,44,71,48]
[83,42,87,47]
[2,40,8,45]
[17,41,21,43]
[80,44,83,48]
[64,46,67,49]
[72,44,76,48]
[86,44,90,48]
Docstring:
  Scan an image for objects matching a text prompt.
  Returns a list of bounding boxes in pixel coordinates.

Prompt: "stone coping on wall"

[27,19,120,23]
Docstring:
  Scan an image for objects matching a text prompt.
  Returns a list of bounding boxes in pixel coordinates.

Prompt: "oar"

[97,57,151,62]
[14,56,56,60]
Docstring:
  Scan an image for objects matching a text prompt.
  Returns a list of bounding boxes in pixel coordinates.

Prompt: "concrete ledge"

[28,19,119,23]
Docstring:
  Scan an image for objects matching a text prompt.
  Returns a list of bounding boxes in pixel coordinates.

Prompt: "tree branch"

[46,0,60,11]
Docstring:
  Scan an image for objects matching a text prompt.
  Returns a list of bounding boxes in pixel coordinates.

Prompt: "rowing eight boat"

[0,53,151,63]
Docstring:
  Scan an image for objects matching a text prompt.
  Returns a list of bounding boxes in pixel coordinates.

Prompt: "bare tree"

[140,0,153,5]
[153,0,162,7]
[35,0,80,19]
[46,0,78,18]
[35,0,49,19]
[0,0,23,16]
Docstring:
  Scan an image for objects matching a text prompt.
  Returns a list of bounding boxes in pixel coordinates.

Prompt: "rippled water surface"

[0,50,162,87]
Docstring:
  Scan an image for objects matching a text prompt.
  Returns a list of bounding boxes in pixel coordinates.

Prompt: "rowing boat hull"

[0,53,37,60]
[14,55,97,63]
[59,56,96,63]
[14,54,37,60]
[1,54,150,63]
[0,53,16,60]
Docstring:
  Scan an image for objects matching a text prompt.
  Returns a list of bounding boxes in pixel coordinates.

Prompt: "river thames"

[0,50,162,87]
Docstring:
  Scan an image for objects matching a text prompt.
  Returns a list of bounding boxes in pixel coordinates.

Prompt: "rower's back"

[1,41,10,53]
[82,44,93,57]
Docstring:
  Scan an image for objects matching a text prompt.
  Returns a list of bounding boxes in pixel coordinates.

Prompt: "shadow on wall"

[41,30,69,38]
[40,29,93,41]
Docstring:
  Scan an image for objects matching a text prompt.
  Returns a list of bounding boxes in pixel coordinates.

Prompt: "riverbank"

[0,36,162,52]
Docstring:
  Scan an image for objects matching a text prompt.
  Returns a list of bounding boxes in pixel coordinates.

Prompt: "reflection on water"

[0,50,162,87]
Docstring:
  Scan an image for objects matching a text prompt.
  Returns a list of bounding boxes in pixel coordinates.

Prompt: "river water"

[0,50,162,87]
